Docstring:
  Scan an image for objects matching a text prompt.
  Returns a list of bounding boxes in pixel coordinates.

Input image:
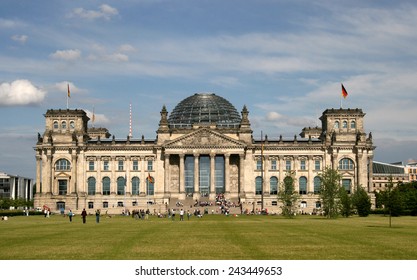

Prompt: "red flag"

[341,83,348,99]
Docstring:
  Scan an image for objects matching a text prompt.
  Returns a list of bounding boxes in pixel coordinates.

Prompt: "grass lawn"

[0,214,416,260]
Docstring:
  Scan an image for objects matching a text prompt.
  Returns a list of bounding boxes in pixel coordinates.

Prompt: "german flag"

[67,84,71,98]
[147,173,154,184]
[341,83,348,99]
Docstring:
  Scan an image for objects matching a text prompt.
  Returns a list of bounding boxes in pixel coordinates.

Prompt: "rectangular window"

[118,160,124,171]
[88,202,94,209]
[271,160,277,170]
[132,160,139,171]
[88,161,94,171]
[286,160,291,171]
[315,160,321,171]
[342,179,351,194]
[58,180,67,195]
[256,160,262,170]
[103,161,109,171]
[147,160,153,171]
[103,202,108,208]
[300,160,306,170]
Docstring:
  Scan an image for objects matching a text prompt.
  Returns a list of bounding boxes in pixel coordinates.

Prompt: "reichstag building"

[34,93,375,214]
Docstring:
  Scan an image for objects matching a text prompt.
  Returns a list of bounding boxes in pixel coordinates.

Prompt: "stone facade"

[34,94,375,214]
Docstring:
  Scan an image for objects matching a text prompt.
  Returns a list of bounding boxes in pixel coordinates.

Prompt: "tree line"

[0,198,34,210]
[277,167,417,218]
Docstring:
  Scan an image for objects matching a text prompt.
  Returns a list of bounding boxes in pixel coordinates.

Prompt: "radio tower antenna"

[129,103,132,137]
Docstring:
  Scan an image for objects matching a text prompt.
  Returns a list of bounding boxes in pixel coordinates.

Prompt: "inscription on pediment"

[165,129,244,148]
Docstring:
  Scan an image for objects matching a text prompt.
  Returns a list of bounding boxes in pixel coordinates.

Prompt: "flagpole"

[67,83,70,109]
[340,82,343,108]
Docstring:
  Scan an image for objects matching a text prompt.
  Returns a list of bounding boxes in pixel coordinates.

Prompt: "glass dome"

[168,93,241,129]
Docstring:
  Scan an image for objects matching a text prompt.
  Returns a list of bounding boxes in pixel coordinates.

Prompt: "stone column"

[46,153,53,194]
[97,157,101,194]
[125,156,130,195]
[224,154,230,193]
[368,156,374,193]
[239,153,245,195]
[164,154,170,193]
[111,156,116,195]
[194,154,199,193]
[278,155,284,187]
[210,153,215,194]
[36,154,42,193]
[308,155,314,193]
[264,155,270,194]
[140,156,146,194]
[179,154,185,193]
[71,153,77,194]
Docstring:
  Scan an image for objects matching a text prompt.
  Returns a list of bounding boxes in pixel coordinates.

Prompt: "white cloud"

[0,80,46,106]
[71,4,119,20]
[0,18,19,28]
[50,49,81,60]
[118,44,136,53]
[11,34,28,44]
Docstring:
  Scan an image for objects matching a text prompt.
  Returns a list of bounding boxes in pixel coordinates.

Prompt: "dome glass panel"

[168,93,241,128]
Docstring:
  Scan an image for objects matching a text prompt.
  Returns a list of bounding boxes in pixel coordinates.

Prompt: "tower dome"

[168,93,241,129]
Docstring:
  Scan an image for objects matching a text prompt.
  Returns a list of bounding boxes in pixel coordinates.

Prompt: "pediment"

[163,128,246,149]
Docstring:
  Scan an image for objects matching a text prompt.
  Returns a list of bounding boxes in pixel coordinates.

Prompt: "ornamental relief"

[165,128,245,148]
[178,133,228,147]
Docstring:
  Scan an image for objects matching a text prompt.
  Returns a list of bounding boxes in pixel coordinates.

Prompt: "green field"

[1,214,416,260]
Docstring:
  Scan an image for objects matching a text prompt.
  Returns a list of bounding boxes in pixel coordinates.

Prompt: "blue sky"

[1,0,417,179]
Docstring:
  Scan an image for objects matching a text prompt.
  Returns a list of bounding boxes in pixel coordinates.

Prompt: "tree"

[352,185,372,217]
[339,187,352,217]
[319,166,342,218]
[277,171,300,218]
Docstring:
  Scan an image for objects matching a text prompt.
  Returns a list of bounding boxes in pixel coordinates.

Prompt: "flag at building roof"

[341,83,348,99]
[67,83,71,98]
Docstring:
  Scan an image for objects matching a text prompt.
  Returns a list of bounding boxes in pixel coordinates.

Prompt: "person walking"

[95,209,100,223]
[171,209,175,221]
[68,209,73,222]
[81,208,87,224]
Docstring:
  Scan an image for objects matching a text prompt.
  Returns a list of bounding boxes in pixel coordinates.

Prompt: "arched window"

[132,176,140,195]
[55,159,71,171]
[87,177,96,195]
[299,176,307,194]
[270,176,278,195]
[146,176,154,195]
[350,120,356,129]
[62,121,67,129]
[342,121,347,128]
[70,121,75,129]
[255,176,262,195]
[314,176,321,194]
[117,177,125,195]
[334,121,339,129]
[102,177,110,195]
[339,158,354,170]
[53,121,59,130]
